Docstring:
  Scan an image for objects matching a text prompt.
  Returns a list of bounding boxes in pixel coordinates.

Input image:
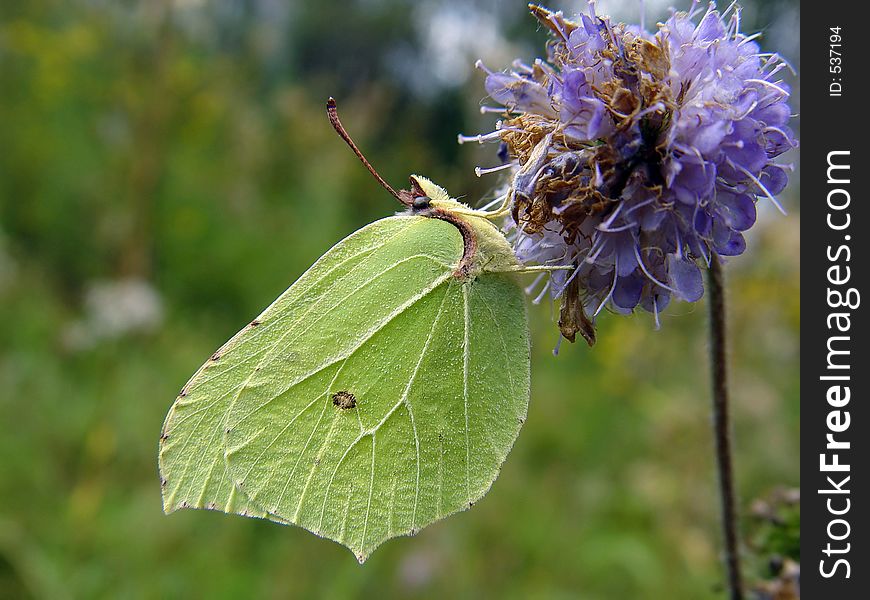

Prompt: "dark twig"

[708,253,744,600]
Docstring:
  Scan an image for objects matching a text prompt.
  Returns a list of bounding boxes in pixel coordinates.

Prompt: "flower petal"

[718,192,757,231]
[666,254,704,302]
[612,273,644,309]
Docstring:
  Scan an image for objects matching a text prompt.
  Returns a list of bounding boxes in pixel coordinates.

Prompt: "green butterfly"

[158,99,559,562]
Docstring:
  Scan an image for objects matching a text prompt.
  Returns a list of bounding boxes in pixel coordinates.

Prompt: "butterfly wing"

[158,215,441,519]
[160,214,530,562]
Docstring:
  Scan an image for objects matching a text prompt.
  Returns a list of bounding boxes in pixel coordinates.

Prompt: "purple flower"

[461,2,797,342]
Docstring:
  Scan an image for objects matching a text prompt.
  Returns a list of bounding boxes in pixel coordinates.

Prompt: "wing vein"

[285,362,351,519]
[178,216,422,394]
[185,242,384,390]
[479,286,516,390]
[230,264,454,428]
[316,281,455,532]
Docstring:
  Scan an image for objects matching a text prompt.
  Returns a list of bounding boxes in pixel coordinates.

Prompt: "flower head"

[463,2,797,343]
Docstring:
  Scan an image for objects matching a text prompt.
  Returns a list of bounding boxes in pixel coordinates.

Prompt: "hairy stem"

[707,254,744,600]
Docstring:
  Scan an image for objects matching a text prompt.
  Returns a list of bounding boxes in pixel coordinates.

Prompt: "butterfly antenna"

[327,97,404,204]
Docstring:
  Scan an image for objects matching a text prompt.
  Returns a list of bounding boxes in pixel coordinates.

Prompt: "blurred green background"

[0,0,799,598]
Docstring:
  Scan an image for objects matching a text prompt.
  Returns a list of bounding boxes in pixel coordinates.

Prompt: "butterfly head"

[407,175,465,214]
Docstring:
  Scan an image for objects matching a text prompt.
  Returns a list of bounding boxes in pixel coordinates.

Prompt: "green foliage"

[745,489,801,599]
[747,489,801,575]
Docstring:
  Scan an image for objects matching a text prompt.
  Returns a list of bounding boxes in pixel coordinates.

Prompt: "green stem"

[707,254,744,600]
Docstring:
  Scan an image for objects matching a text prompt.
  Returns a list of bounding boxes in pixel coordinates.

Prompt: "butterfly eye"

[412,195,431,210]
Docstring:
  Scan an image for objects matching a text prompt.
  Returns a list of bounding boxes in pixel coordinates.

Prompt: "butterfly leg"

[498,264,574,275]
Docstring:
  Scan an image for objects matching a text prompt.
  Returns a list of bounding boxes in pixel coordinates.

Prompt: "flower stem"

[707,254,744,600]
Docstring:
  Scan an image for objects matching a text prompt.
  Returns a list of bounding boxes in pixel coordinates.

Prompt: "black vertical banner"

[801,1,867,597]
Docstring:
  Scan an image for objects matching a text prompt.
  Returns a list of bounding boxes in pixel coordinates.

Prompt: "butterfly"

[158,98,561,562]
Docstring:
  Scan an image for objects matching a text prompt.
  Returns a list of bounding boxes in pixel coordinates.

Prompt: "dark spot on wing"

[210,352,221,362]
[332,391,357,410]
